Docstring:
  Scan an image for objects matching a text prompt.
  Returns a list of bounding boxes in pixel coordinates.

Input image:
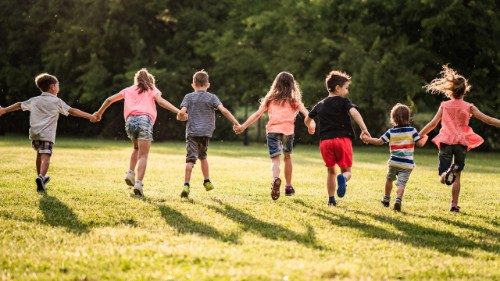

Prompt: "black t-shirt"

[308,96,358,140]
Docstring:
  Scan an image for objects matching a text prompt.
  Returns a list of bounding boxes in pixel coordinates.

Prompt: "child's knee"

[327,167,335,174]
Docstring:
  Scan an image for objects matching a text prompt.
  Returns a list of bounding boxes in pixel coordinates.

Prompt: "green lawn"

[0,136,498,280]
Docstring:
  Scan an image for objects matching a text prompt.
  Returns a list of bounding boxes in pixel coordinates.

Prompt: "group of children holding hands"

[1,66,498,213]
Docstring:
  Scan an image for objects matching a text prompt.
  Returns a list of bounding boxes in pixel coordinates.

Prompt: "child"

[304,70,369,206]
[234,71,315,200]
[361,103,428,211]
[0,73,97,192]
[419,65,500,212]
[94,68,184,197]
[176,70,240,198]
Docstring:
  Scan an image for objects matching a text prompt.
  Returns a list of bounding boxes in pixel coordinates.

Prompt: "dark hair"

[390,103,411,127]
[193,70,209,86]
[325,70,351,93]
[134,68,155,94]
[35,73,58,92]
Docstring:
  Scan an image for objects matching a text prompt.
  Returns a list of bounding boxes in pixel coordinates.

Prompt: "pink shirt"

[119,85,161,123]
[266,100,299,135]
[432,99,483,150]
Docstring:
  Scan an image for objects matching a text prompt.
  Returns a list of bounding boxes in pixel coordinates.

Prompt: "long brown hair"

[134,68,156,94]
[260,72,302,108]
[424,65,471,99]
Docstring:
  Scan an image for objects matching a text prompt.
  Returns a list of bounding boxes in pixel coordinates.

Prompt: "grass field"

[0,136,498,280]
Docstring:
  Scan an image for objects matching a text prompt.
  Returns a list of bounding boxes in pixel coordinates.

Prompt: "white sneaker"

[133,181,144,197]
[125,170,135,187]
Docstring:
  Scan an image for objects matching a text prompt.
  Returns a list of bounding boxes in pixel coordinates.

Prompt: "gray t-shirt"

[21,92,71,143]
[180,91,222,137]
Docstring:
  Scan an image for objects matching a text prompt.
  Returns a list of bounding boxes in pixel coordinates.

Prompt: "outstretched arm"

[298,103,316,135]
[419,107,443,135]
[0,102,22,116]
[349,107,370,136]
[471,105,500,127]
[155,94,180,115]
[69,108,98,122]
[94,93,123,120]
[237,104,266,133]
[218,104,240,126]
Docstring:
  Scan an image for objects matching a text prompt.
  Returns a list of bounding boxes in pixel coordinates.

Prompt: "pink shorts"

[319,137,353,168]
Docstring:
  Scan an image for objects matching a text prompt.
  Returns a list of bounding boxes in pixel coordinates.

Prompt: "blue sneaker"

[336,174,346,197]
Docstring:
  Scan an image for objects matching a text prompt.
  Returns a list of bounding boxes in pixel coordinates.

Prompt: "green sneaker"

[203,181,214,191]
[180,185,190,198]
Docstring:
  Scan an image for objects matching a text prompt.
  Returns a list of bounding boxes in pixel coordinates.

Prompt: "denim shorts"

[266,133,294,158]
[186,136,210,163]
[438,143,467,175]
[125,115,153,141]
[386,166,412,188]
[32,140,53,155]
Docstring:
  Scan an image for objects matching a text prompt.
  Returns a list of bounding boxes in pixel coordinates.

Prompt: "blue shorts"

[266,133,294,158]
[125,115,153,141]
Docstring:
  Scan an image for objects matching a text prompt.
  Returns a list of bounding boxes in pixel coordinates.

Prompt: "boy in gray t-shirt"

[176,70,240,198]
[0,73,97,192]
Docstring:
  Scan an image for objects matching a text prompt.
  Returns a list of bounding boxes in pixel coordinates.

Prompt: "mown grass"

[0,136,498,280]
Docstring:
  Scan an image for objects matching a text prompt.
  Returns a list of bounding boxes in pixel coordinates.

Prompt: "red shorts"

[319,137,353,168]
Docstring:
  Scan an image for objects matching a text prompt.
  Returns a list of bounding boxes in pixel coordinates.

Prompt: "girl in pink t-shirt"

[94,68,185,197]
[235,72,315,200]
[420,65,500,212]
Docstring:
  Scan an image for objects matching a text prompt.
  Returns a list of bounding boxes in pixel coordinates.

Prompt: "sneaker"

[336,174,346,197]
[328,197,337,206]
[43,176,50,185]
[133,181,144,197]
[394,201,402,212]
[450,206,460,212]
[271,177,281,200]
[180,185,190,198]
[203,181,214,191]
[443,164,460,185]
[125,170,135,187]
[35,175,46,192]
[381,199,390,207]
[285,185,295,196]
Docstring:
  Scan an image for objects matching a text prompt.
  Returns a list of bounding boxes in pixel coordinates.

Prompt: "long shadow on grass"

[39,193,89,234]
[292,199,494,256]
[157,204,239,244]
[207,199,324,250]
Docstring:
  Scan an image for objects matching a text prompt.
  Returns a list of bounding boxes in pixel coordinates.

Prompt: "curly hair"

[424,65,471,99]
[390,103,411,127]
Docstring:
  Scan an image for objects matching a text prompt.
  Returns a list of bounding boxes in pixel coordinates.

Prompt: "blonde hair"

[390,103,411,127]
[261,72,302,108]
[424,65,471,99]
[134,68,155,94]
[193,70,209,86]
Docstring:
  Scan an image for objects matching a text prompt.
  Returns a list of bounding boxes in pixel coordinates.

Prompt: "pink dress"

[432,99,483,151]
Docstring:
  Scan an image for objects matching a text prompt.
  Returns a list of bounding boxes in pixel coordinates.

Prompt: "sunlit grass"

[0,136,498,280]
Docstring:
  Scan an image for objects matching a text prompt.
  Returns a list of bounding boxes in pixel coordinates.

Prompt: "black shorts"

[186,136,210,163]
[438,143,467,175]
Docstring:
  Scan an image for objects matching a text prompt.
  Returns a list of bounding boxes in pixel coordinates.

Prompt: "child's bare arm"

[155,94,180,114]
[240,104,266,131]
[471,105,500,127]
[0,102,22,116]
[416,135,428,147]
[68,108,98,122]
[217,104,240,126]
[349,107,369,135]
[419,107,443,135]
[363,136,384,145]
[298,103,316,134]
[95,93,123,119]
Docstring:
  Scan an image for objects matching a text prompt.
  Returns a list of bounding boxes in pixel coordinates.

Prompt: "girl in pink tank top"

[234,72,315,200]
[420,65,500,212]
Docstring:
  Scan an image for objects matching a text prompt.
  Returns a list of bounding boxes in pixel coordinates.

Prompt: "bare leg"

[385,179,393,196]
[39,154,51,177]
[36,153,41,175]
[284,153,292,186]
[200,158,209,180]
[396,186,405,199]
[340,167,352,182]
[451,173,461,206]
[129,140,139,171]
[135,140,151,181]
[271,155,281,179]
[184,162,194,184]
[327,167,336,196]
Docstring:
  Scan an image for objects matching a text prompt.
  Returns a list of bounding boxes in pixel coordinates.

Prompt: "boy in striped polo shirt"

[361,104,427,211]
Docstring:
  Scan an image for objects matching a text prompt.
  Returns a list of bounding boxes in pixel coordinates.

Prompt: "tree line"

[0,0,498,149]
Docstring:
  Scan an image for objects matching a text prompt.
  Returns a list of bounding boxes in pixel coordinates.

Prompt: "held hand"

[233,124,244,135]
[420,134,429,144]
[307,123,315,135]
[360,131,370,144]
[177,112,188,121]
[89,114,99,123]
[92,112,102,122]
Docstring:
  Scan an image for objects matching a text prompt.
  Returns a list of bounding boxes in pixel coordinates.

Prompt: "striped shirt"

[381,126,421,169]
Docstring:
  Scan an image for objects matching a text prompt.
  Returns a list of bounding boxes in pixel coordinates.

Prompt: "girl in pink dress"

[420,65,500,212]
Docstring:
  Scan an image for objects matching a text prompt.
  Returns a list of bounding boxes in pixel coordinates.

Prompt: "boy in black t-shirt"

[305,70,370,206]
